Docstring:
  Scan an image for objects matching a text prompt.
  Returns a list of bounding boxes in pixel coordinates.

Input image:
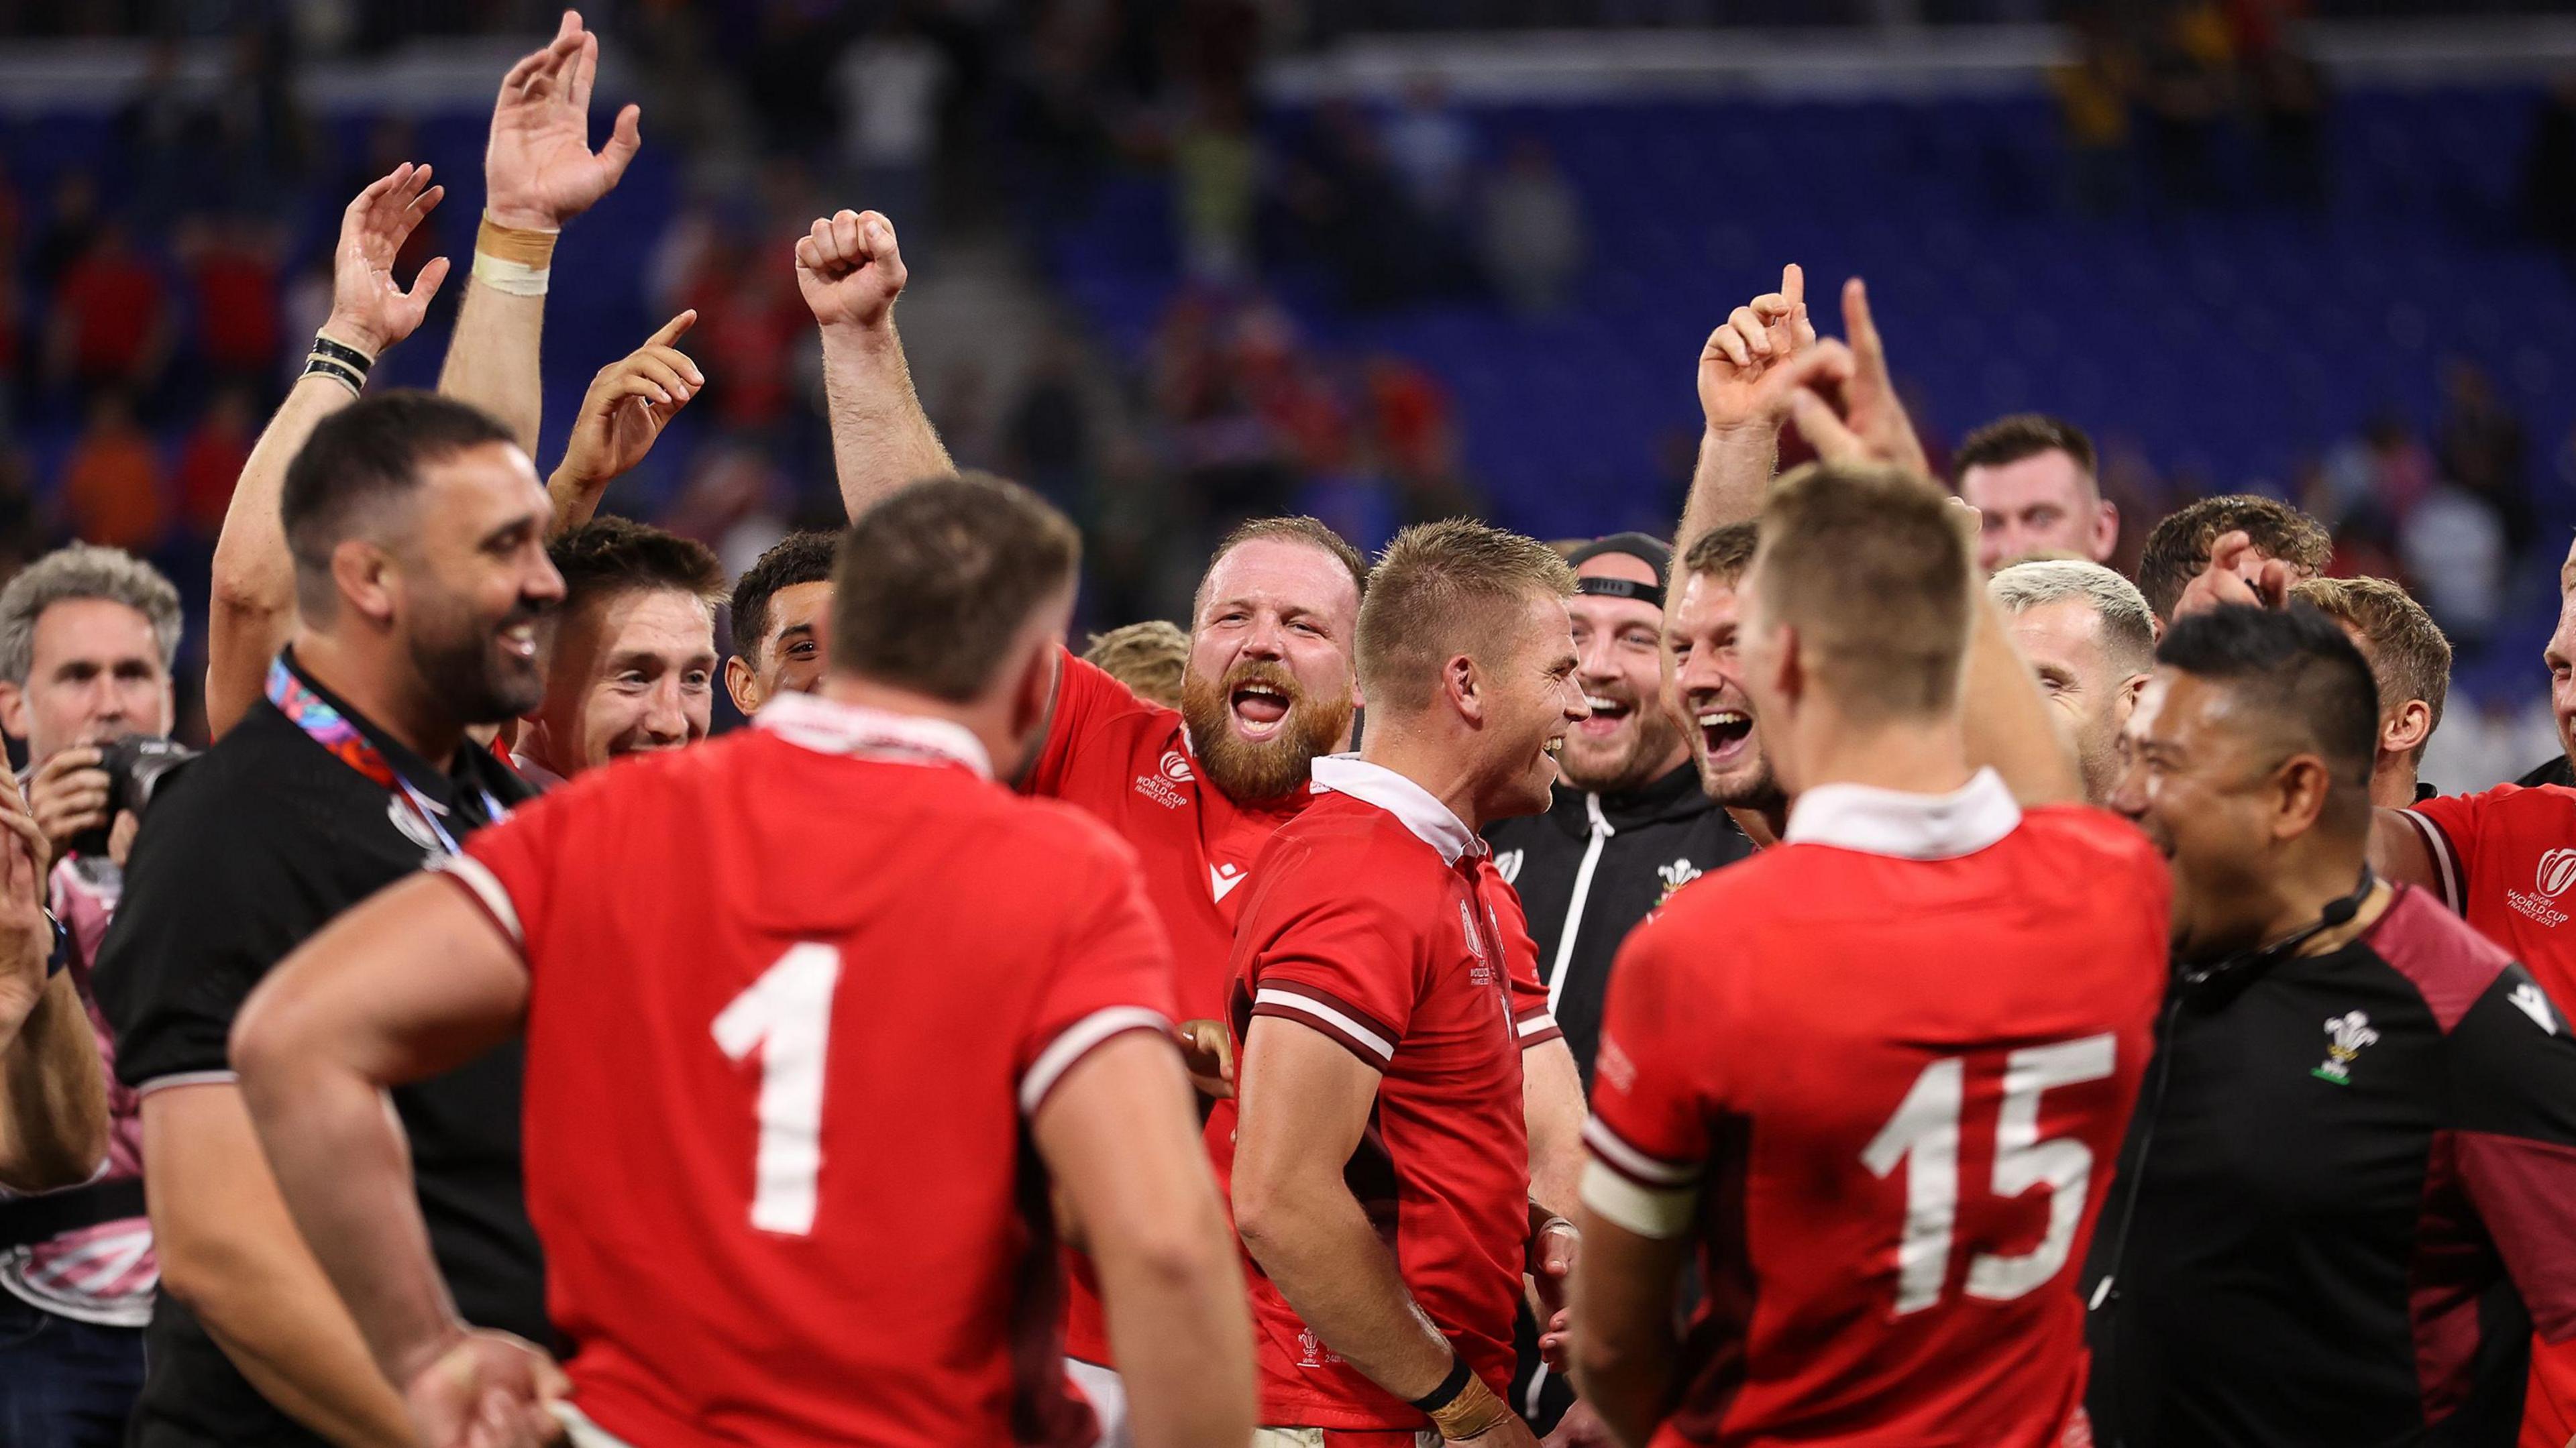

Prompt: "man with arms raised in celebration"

[796,206,1589,1439]
[231,476,1254,1448]
[1572,405,2169,1442]
[1222,520,1587,1448]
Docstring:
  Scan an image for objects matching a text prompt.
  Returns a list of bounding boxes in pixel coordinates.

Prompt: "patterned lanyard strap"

[266,655,504,856]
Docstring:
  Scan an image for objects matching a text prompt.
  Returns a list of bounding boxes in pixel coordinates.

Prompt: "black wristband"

[303,354,366,394]
[310,333,375,374]
[1408,1354,1473,1414]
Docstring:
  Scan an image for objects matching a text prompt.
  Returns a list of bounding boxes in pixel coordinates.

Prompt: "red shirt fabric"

[1210,756,1562,1432]
[1585,771,2167,1448]
[1026,649,1315,1365]
[438,692,1175,1448]
[2400,781,2576,1446]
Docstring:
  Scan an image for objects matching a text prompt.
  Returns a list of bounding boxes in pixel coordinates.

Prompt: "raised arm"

[439,10,642,455]
[1676,264,1814,552]
[797,209,951,520]
[230,873,562,1448]
[0,777,103,1192]
[546,309,702,532]
[206,165,449,739]
[1784,297,2081,809]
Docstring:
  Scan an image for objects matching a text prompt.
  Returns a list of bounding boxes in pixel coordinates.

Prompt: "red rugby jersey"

[1209,755,1562,1433]
[1584,771,2166,1448]
[438,692,1177,1448]
[2399,781,2576,1446]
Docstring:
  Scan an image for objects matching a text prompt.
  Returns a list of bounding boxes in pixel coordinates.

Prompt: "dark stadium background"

[1,0,2571,788]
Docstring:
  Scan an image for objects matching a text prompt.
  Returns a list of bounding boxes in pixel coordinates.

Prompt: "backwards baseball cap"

[1564,532,1674,610]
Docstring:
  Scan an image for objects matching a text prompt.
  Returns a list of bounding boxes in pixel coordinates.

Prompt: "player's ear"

[0,680,27,743]
[2269,753,2333,839]
[1446,653,1482,723]
[1007,630,1054,743]
[2384,699,2432,759]
[723,654,759,716]
[2116,671,2150,724]
[331,538,400,628]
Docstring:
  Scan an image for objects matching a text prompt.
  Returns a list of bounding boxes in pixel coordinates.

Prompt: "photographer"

[0,543,182,1447]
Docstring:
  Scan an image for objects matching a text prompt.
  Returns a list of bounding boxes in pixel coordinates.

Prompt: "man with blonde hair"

[2291,575,2449,807]
[1988,559,2155,805]
[1220,519,1588,1448]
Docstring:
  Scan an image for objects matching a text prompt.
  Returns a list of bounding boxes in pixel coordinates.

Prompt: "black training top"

[94,649,545,1448]
[1483,761,1753,1087]
[2084,885,2576,1447]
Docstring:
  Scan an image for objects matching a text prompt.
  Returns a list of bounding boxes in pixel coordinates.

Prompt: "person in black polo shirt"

[1485,531,1753,1087]
[95,392,562,1448]
[2088,604,2576,1446]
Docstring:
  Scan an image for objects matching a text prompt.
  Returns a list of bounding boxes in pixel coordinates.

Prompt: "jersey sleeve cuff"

[2399,808,2465,914]
[1250,982,1397,1068]
[430,854,525,954]
[1020,1006,1174,1117]
[1515,1007,1564,1050]
[1580,1158,1699,1239]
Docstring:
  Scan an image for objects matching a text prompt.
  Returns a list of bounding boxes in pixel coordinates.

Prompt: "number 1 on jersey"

[712,944,843,1235]
[1860,1034,2116,1315]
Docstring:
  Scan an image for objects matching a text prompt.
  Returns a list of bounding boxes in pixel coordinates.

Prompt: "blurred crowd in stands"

[0,0,2563,787]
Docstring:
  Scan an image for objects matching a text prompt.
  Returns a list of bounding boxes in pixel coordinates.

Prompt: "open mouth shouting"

[1228,676,1294,742]
[1693,693,1756,769]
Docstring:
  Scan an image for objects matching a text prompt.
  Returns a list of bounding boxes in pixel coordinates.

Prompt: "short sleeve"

[1580,921,1719,1239]
[1022,650,1167,798]
[1015,828,1180,1117]
[434,789,582,961]
[2403,786,2502,914]
[1240,846,1420,1072]
[1490,881,1564,1050]
[2446,963,2576,1340]
[94,803,286,1093]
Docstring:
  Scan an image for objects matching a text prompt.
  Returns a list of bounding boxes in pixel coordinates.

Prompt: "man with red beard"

[800,210,1589,1444]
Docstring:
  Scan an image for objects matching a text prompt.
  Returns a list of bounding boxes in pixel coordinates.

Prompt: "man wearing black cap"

[1487,533,1753,1091]
[1485,534,1748,1439]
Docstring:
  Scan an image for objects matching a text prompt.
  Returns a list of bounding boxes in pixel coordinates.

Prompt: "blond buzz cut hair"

[2290,575,2452,761]
[1357,519,1577,718]
[1756,462,1974,724]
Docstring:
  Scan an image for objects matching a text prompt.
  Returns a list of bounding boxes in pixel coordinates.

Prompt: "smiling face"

[1564,553,1688,796]
[1477,590,1589,822]
[1180,537,1362,804]
[1663,567,1780,811]
[2108,669,2296,960]
[390,442,564,724]
[2008,596,2146,805]
[528,586,718,777]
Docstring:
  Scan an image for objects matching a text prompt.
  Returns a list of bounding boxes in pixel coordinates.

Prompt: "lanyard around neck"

[266,656,504,856]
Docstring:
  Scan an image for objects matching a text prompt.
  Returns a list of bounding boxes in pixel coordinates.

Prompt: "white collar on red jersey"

[1309,753,1486,865]
[1786,767,2020,860]
[755,691,992,779]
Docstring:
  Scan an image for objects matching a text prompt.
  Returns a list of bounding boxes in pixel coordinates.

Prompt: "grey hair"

[1988,559,2155,674]
[0,544,183,686]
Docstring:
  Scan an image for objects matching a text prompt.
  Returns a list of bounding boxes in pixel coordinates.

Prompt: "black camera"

[66,736,198,859]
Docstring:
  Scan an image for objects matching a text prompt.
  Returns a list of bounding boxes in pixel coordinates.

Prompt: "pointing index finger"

[645,309,697,347]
